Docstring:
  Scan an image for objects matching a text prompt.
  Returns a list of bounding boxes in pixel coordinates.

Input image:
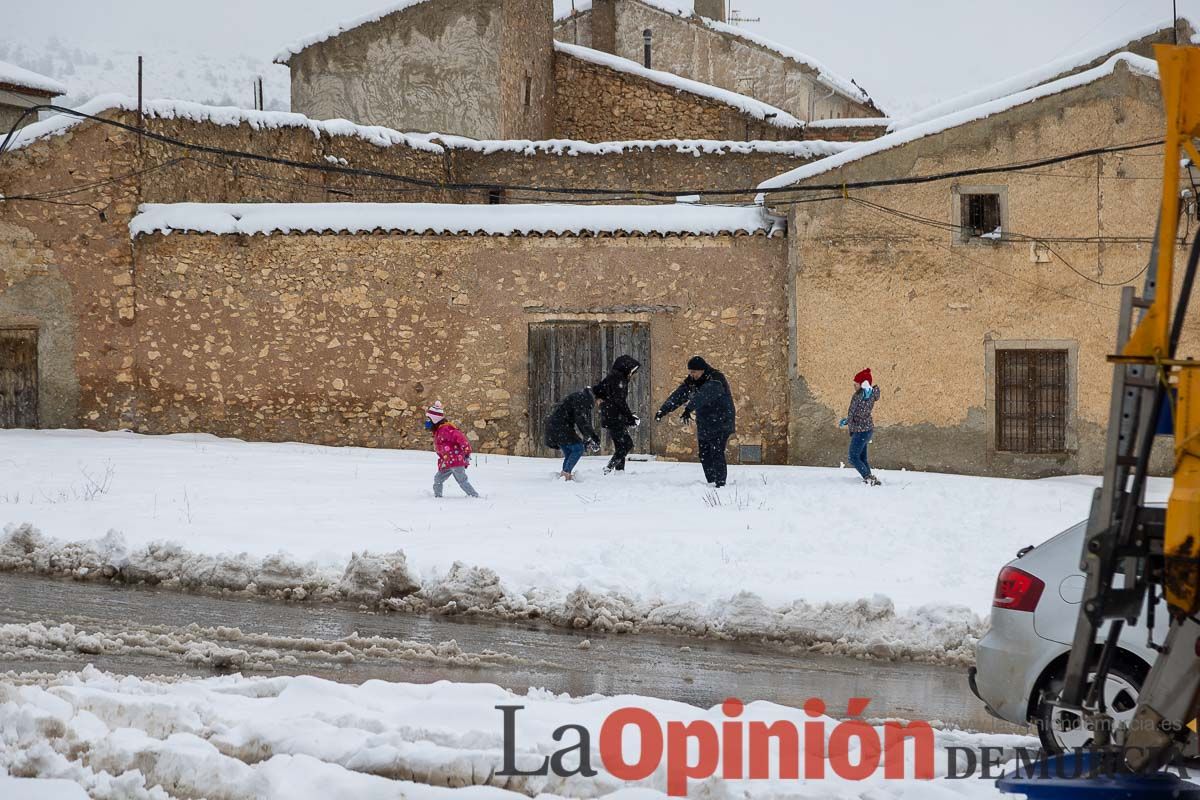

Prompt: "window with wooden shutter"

[995,348,1068,453]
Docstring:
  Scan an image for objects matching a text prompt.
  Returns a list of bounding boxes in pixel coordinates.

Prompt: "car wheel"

[1035,662,1144,754]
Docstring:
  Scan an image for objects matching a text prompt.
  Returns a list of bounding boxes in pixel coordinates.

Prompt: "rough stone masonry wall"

[130,233,790,463]
[0,116,142,429]
[499,0,556,139]
[553,50,792,141]
[554,0,877,122]
[287,0,504,138]
[783,69,1181,478]
[447,144,822,204]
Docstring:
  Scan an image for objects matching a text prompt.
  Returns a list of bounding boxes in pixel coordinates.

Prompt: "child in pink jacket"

[425,401,480,498]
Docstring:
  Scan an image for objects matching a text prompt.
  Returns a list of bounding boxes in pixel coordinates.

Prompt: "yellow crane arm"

[1124,44,1200,617]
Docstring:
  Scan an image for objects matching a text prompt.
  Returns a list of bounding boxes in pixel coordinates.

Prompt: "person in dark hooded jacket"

[544,387,601,480]
[593,355,641,474]
[655,356,736,487]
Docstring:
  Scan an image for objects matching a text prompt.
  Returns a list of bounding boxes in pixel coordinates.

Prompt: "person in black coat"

[593,355,641,474]
[544,387,601,480]
[655,356,736,487]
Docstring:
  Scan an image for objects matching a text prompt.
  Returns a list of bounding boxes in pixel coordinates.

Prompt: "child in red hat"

[839,369,882,486]
[425,401,480,498]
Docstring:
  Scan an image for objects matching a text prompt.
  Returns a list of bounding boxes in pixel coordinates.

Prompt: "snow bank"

[0,668,1038,799]
[891,18,1190,131]
[0,59,67,96]
[0,94,445,154]
[128,202,781,239]
[0,614,522,674]
[555,42,803,129]
[553,0,871,106]
[757,52,1159,192]
[0,430,1141,665]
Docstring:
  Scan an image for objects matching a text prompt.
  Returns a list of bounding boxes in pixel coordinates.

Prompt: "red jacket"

[433,422,472,470]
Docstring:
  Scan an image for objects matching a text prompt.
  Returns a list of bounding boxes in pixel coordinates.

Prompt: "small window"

[961,193,1002,241]
[488,188,506,205]
[996,349,1068,453]
[643,29,653,68]
[523,75,532,107]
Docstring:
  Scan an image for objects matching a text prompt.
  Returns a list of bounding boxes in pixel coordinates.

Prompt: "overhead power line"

[0,103,1167,200]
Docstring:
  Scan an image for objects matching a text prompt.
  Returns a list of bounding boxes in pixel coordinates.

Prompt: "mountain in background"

[0,37,291,112]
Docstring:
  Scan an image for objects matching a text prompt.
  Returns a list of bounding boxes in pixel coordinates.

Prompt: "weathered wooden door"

[528,322,651,457]
[0,329,38,429]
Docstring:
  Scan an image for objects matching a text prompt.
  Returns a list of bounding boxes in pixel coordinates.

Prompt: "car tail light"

[993,566,1045,612]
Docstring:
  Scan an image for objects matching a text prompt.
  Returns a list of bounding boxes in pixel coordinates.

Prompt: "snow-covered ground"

[0,667,1034,799]
[0,430,1159,664]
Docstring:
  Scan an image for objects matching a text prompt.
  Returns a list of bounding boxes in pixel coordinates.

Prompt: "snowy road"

[0,574,1021,734]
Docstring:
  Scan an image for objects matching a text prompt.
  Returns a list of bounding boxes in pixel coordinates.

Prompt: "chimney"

[592,0,617,53]
[694,0,725,22]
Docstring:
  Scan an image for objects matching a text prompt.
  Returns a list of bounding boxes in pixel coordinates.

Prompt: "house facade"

[763,56,1178,477]
[553,0,881,121]
[0,60,65,133]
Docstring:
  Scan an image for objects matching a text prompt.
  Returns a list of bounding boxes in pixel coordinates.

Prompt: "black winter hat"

[687,356,710,371]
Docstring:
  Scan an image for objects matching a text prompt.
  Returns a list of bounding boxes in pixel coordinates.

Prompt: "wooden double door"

[528,322,651,457]
[0,328,37,429]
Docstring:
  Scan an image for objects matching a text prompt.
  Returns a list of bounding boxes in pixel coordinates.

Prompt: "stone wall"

[499,0,556,139]
[445,141,830,204]
[554,0,878,121]
[777,66,1180,477]
[0,107,796,461]
[553,48,791,141]
[0,117,142,429]
[286,0,505,138]
[130,232,791,462]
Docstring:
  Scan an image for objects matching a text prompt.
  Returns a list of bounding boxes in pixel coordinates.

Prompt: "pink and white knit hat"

[426,401,445,424]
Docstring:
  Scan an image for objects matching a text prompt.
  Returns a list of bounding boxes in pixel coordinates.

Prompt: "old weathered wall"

[781,68,1178,477]
[0,119,141,428]
[446,142,830,204]
[553,49,791,141]
[499,0,556,139]
[288,0,504,138]
[130,233,790,463]
[0,108,447,430]
[554,0,877,121]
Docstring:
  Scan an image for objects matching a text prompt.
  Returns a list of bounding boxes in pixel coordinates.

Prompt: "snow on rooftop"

[891,17,1189,131]
[0,92,849,160]
[757,52,1159,193]
[554,0,872,107]
[274,0,435,62]
[555,41,802,128]
[129,202,781,238]
[0,58,67,96]
[805,117,892,129]
[0,94,445,155]
[432,133,850,158]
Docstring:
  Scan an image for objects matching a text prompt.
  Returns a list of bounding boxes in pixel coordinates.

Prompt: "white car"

[969,517,1169,753]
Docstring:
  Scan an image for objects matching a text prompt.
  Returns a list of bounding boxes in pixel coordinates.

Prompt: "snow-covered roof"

[757,53,1159,193]
[433,134,850,158]
[0,94,447,155]
[555,41,802,128]
[274,0,435,62]
[0,93,848,161]
[805,117,892,129]
[554,0,872,107]
[129,202,783,238]
[891,17,1191,131]
[0,59,67,96]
